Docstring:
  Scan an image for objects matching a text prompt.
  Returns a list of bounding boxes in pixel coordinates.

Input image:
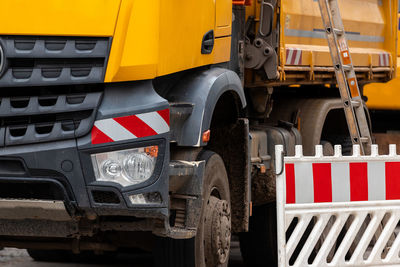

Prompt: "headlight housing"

[91,146,158,187]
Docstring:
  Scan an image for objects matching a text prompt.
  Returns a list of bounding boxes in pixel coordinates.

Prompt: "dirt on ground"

[0,241,244,267]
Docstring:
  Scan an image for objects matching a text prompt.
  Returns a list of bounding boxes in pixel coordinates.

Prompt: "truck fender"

[166,68,247,147]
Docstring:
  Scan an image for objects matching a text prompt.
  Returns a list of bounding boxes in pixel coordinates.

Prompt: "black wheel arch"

[164,67,246,147]
[165,67,250,233]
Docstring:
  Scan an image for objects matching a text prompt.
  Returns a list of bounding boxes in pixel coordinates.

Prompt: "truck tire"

[239,202,277,267]
[155,151,231,267]
[325,135,353,155]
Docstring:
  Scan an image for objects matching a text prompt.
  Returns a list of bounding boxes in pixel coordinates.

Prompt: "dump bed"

[281,0,397,85]
[246,0,398,87]
[364,13,400,110]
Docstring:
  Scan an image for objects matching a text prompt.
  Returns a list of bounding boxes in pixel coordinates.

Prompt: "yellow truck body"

[246,0,397,86]
[2,0,395,86]
[0,0,233,82]
[365,13,400,110]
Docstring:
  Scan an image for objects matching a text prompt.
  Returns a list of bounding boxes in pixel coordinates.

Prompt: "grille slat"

[2,66,104,86]
[0,90,102,146]
[0,36,110,87]
[6,121,76,146]
[9,38,109,58]
[0,92,102,117]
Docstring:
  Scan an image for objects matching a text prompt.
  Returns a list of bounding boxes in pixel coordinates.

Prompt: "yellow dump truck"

[0,0,396,266]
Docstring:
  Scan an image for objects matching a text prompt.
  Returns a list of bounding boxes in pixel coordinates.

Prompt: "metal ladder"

[318,0,372,155]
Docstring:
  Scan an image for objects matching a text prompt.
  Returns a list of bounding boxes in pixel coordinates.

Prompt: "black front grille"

[0,179,68,201]
[0,36,111,87]
[0,85,102,146]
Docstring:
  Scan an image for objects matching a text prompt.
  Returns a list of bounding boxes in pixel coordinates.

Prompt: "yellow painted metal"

[4,0,394,87]
[0,0,232,83]
[216,0,233,37]
[105,0,232,82]
[276,0,397,70]
[104,0,160,82]
[0,1,121,36]
[364,68,400,110]
[365,15,400,110]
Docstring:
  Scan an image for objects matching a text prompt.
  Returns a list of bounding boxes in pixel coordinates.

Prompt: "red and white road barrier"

[284,146,400,204]
[91,109,170,145]
[276,144,400,267]
[286,48,303,65]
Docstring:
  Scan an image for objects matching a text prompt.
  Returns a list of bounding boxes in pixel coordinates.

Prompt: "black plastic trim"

[201,30,215,54]
[0,36,111,87]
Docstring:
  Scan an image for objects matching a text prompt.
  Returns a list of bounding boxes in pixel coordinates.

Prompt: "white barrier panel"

[276,144,400,267]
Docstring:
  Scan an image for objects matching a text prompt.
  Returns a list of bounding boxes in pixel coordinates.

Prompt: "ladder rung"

[351,100,361,107]
[333,28,344,35]
[360,137,370,143]
[342,65,352,72]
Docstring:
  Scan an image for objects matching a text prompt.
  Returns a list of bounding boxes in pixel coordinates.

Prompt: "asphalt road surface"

[0,242,245,267]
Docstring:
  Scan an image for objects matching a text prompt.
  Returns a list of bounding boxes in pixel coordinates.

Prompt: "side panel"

[364,65,400,110]
[364,14,400,110]
[157,0,216,76]
[280,0,397,68]
[216,0,233,37]
[105,0,233,82]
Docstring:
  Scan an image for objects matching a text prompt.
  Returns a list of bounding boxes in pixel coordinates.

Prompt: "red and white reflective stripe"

[91,109,170,145]
[379,52,390,66]
[285,48,302,65]
[283,145,400,204]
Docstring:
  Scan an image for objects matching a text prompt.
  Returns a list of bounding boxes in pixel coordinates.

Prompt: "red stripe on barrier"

[92,125,113,145]
[114,116,158,138]
[285,163,296,204]
[312,163,332,203]
[385,162,400,200]
[350,163,368,201]
[157,109,170,125]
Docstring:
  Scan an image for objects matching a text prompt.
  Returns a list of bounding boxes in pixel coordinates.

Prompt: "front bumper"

[0,80,172,236]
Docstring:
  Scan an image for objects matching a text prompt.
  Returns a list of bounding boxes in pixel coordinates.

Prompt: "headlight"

[91,146,158,187]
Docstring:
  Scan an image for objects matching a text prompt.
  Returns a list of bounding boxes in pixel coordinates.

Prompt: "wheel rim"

[204,196,231,266]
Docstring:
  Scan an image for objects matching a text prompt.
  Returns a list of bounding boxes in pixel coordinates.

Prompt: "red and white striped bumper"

[91,109,170,145]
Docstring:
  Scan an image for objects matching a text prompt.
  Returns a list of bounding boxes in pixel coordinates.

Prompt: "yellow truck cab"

[0,1,397,266]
